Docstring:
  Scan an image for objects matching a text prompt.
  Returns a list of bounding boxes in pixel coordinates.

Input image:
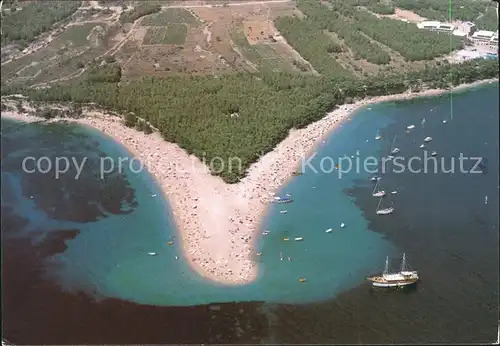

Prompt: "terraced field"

[143,24,188,45]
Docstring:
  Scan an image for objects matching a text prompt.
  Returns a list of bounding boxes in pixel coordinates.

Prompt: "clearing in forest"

[143,24,189,45]
[230,30,298,73]
[141,8,200,26]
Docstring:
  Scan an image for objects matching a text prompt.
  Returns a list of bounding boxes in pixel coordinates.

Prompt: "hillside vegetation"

[392,0,495,22]
[1,1,80,46]
[12,59,498,182]
[2,0,498,183]
[119,4,161,24]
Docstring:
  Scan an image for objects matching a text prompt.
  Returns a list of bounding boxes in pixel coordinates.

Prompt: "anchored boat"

[390,135,400,155]
[376,195,394,215]
[367,253,418,287]
[372,177,386,197]
[273,196,293,204]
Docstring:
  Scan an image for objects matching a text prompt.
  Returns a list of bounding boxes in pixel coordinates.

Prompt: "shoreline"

[1,78,497,284]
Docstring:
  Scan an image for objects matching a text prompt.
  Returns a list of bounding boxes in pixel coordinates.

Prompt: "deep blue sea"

[1,83,498,344]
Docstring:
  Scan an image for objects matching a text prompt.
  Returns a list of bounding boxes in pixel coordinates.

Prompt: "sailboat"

[367,253,419,287]
[375,130,382,140]
[390,135,400,155]
[376,196,394,215]
[372,178,386,197]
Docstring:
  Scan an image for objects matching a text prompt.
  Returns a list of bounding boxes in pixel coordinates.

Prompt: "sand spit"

[1,79,497,284]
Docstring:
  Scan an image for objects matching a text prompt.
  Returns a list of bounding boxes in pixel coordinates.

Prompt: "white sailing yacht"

[390,135,399,155]
[372,178,385,197]
[376,196,394,215]
[367,253,419,287]
[375,130,382,140]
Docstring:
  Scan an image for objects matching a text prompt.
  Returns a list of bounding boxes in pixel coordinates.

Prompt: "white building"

[454,21,476,37]
[491,31,498,47]
[417,21,455,33]
[471,30,498,48]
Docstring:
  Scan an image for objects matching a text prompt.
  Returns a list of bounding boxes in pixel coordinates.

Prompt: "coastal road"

[162,0,292,9]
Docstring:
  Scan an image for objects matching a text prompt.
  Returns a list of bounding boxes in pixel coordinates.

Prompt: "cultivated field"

[2,0,488,88]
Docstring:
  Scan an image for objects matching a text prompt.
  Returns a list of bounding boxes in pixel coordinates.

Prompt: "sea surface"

[2,83,498,344]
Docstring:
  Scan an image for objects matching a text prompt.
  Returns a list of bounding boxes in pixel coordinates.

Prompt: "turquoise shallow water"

[2,101,400,306]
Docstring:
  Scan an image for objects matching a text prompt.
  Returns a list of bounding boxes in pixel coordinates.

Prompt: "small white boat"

[152,194,157,197]
[407,124,415,130]
[370,176,380,181]
[431,151,437,156]
[390,135,399,155]
[424,136,432,142]
[372,178,385,197]
[262,231,270,235]
[442,120,447,124]
[280,210,288,214]
[485,196,488,204]
[375,130,382,140]
[148,252,157,256]
[376,196,394,215]
[420,144,425,148]
[340,223,346,228]
[294,237,303,241]
[391,190,398,195]
[377,207,394,215]
[325,228,333,233]
[256,252,263,256]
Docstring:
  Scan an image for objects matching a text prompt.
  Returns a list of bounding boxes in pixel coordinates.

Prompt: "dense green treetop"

[14,59,498,183]
[1,1,80,47]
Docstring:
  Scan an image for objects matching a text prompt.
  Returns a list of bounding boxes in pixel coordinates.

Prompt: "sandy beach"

[1,78,497,284]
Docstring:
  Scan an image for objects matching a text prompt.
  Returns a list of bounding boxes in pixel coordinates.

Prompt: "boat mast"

[390,135,397,150]
[376,196,383,211]
[401,253,406,272]
[372,178,380,194]
[383,256,389,275]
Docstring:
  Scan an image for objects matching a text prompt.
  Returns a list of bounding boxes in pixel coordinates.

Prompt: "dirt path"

[162,0,292,10]
[274,32,319,75]
[229,38,259,72]
[31,12,143,88]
